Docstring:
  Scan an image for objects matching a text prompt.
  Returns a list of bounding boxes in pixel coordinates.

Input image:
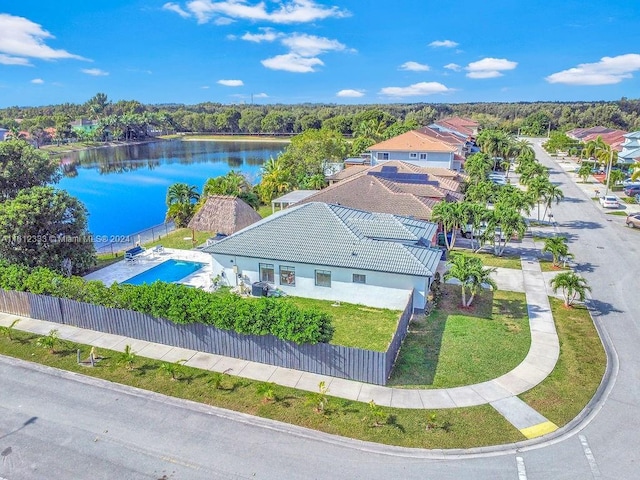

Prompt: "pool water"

[122,259,206,286]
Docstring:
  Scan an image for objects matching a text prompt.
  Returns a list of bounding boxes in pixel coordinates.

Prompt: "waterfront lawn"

[144,228,211,250]
[0,328,523,448]
[388,285,530,388]
[519,299,605,426]
[285,297,401,352]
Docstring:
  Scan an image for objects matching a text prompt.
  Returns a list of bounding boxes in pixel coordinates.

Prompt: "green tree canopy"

[0,139,61,200]
[0,186,95,274]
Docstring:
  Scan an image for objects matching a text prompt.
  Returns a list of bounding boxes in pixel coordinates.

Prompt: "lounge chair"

[125,245,146,262]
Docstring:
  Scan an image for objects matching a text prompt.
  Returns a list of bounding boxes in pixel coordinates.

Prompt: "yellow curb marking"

[520,421,558,439]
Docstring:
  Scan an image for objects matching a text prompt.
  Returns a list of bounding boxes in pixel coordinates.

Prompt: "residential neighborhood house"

[203,202,442,310]
[617,131,640,167]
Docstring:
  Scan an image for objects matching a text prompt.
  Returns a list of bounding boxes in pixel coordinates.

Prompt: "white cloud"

[545,54,640,85]
[172,0,349,25]
[466,57,517,79]
[429,39,458,48]
[379,82,452,97]
[337,89,364,98]
[444,63,461,72]
[0,53,31,66]
[281,33,345,56]
[399,61,429,72]
[214,16,235,25]
[253,92,269,98]
[241,27,281,43]
[261,53,323,72]
[162,2,191,18]
[218,79,244,86]
[31,78,44,84]
[201,85,210,89]
[0,14,87,66]
[82,68,109,76]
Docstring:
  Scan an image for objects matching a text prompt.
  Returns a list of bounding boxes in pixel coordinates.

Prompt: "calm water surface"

[57,140,286,238]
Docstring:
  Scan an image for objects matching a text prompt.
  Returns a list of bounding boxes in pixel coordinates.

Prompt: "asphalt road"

[0,143,638,479]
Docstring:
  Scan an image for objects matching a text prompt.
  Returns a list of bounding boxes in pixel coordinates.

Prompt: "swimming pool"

[122,259,206,286]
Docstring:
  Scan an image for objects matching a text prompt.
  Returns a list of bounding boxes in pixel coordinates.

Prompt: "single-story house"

[203,202,442,310]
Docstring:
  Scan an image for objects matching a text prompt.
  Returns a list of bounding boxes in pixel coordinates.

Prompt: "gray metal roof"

[204,203,441,277]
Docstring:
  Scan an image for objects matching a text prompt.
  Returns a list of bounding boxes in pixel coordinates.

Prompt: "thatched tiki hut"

[188,195,262,235]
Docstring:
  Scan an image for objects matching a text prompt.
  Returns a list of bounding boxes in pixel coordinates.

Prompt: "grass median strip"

[0,327,523,449]
[518,299,605,426]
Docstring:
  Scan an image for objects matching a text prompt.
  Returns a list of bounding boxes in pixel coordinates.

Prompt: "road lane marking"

[516,456,527,480]
[579,434,602,478]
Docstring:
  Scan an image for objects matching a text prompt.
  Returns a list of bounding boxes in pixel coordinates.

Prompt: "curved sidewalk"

[0,255,559,411]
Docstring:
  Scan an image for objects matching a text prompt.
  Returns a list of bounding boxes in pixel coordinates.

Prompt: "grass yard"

[0,328,523,448]
[606,211,629,216]
[389,285,530,388]
[278,297,402,352]
[519,299,606,426]
[257,204,274,218]
[539,259,571,272]
[452,249,522,269]
[144,228,211,250]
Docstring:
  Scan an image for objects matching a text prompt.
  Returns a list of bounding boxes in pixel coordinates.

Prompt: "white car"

[621,179,640,187]
[599,195,619,209]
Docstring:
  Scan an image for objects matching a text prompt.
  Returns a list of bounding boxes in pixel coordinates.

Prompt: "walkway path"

[0,237,560,438]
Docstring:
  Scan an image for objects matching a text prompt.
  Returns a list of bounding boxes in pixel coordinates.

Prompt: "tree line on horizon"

[1,94,640,144]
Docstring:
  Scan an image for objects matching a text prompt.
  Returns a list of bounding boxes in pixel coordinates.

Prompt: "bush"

[0,263,333,344]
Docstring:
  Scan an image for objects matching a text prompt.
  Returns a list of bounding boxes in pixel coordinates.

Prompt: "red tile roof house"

[430,117,480,138]
[367,130,463,171]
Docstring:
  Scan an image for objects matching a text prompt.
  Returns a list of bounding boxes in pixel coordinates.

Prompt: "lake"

[57,140,286,240]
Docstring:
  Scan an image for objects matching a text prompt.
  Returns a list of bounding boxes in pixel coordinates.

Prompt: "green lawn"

[143,228,211,250]
[539,259,571,272]
[519,299,605,426]
[285,297,401,351]
[452,249,522,269]
[257,204,274,218]
[606,211,628,216]
[0,328,523,448]
[389,286,530,388]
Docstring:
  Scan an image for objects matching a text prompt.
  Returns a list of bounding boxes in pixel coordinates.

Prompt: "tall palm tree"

[527,176,552,220]
[165,183,200,227]
[444,253,496,307]
[541,236,573,267]
[541,183,564,220]
[550,272,591,307]
[463,153,493,184]
[466,262,498,307]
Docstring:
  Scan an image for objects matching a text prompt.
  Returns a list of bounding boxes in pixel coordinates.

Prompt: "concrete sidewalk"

[0,246,561,437]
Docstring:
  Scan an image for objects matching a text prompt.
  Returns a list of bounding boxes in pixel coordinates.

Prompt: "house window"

[419,153,427,160]
[352,274,366,284]
[279,266,296,286]
[315,270,331,287]
[409,153,417,158]
[259,263,274,283]
[377,152,389,160]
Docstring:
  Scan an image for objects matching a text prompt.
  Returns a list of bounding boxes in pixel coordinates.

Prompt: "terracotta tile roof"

[567,126,618,140]
[583,130,628,151]
[368,130,457,153]
[326,165,370,182]
[416,126,465,146]
[432,117,479,137]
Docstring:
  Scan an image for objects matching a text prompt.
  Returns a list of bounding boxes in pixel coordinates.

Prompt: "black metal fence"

[94,222,176,257]
[0,289,414,385]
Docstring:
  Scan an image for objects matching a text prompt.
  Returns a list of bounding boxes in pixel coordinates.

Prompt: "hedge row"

[0,263,334,344]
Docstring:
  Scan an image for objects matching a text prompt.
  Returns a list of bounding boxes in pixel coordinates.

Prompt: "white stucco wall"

[371,150,454,169]
[211,254,427,310]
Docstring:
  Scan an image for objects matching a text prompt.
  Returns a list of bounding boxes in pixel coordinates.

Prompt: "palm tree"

[444,253,496,307]
[577,164,592,183]
[0,318,20,341]
[550,272,591,307]
[527,176,552,221]
[487,204,527,256]
[431,201,466,251]
[466,262,498,307]
[119,344,137,370]
[464,153,493,183]
[462,202,491,251]
[165,182,200,227]
[541,183,564,221]
[542,236,574,267]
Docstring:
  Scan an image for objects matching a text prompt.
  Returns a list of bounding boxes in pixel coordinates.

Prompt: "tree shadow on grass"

[386,415,405,433]
[134,363,159,376]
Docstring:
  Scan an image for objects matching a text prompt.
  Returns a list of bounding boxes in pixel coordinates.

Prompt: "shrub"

[0,263,333,344]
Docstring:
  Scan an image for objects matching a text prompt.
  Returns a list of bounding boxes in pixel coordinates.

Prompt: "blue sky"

[1,0,639,108]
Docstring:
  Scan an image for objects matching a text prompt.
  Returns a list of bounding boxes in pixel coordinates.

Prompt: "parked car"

[624,185,640,196]
[636,194,640,204]
[622,179,640,188]
[626,213,640,228]
[599,195,619,209]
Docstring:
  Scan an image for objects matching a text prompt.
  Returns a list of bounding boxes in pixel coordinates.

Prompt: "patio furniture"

[125,245,146,262]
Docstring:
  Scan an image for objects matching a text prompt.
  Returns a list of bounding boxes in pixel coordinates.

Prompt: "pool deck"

[85,248,213,289]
